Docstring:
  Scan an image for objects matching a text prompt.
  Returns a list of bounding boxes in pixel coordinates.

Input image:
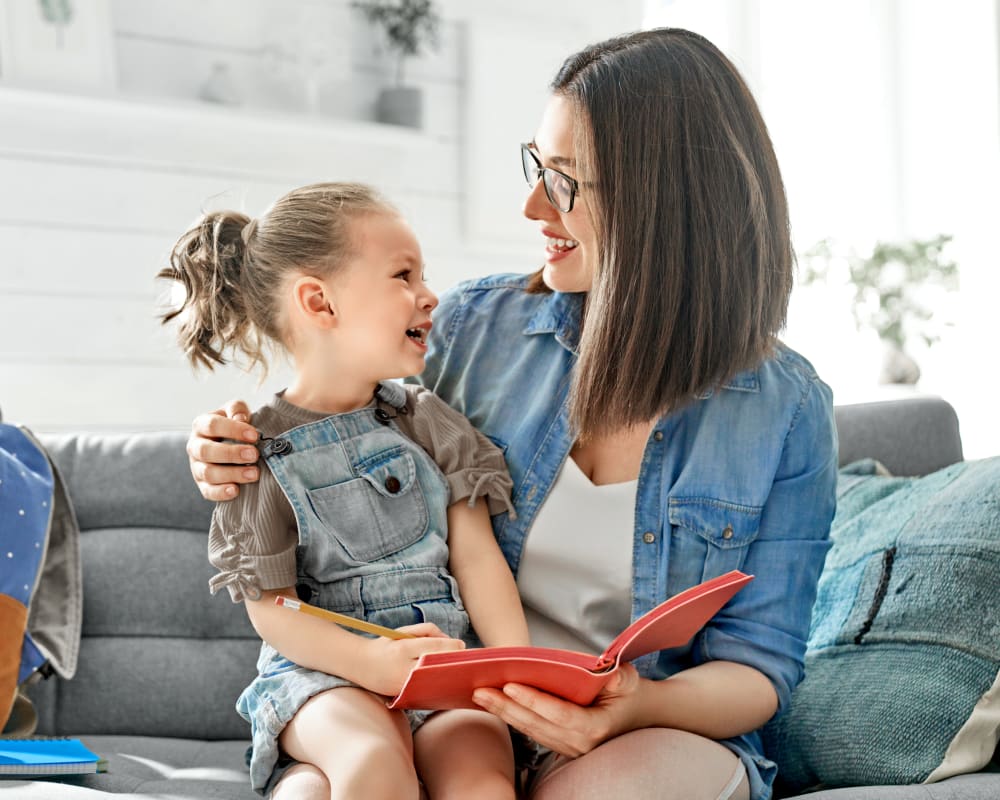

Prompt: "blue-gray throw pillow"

[763,457,1000,795]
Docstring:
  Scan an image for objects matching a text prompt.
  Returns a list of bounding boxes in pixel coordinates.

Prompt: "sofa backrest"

[28,431,259,740]
[24,396,964,740]
[834,396,963,477]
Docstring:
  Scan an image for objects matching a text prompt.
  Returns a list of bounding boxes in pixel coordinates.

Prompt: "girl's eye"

[394,270,410,281]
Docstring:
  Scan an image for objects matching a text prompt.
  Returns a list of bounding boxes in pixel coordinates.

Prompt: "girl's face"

[329,213,437,382]
[523,94,598,294]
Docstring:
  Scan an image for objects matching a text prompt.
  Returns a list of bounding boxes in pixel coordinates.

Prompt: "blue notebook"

[0,738,105,777]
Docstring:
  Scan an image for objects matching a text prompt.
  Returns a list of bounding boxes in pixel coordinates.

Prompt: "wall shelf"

[0,86,439,183]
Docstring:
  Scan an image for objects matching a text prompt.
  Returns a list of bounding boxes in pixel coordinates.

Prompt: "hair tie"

[241,218,258,245]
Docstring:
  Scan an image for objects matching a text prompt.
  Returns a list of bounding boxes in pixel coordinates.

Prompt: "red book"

[389,570,753,710]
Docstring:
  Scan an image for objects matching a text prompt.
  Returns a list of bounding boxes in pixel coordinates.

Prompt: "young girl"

[158,182,530,799]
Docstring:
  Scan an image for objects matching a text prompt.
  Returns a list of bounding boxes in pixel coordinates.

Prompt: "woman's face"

[523,94,598,294]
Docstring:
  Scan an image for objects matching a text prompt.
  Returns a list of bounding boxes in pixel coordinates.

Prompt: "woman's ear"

[291,276,336,329]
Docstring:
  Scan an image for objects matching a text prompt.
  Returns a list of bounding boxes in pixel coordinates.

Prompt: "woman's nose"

[522,179,556,221]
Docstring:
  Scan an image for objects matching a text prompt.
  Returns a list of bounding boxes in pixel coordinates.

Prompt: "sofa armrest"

[834,396,964,477]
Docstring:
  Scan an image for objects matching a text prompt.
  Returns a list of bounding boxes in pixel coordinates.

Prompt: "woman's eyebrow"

[531,141,576,169]
[549,155,576,168]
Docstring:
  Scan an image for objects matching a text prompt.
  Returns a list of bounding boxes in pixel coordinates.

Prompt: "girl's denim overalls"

[235,381,469,794]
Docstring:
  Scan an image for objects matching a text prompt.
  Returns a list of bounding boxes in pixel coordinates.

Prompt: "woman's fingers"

[187,436,260,468]
[186,401,260,500]
[473,683,612,757]
[190,410,259,447]
[473,685,578,753]
[223,399,253,423]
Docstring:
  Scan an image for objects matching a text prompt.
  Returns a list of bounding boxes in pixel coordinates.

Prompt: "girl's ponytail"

[159,182,392,375]
[158,210,264,371]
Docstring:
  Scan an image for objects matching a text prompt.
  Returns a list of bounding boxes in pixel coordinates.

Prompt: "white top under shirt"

[515,455,638,655]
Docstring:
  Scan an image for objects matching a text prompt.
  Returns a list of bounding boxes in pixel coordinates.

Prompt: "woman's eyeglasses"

[520,143,580,213]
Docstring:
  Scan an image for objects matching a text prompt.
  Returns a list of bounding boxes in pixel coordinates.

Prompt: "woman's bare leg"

[278,687,420,800]
[527,728,750,800]
[414,709,517,799]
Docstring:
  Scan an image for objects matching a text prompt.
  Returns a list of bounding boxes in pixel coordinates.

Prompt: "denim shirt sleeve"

[691,375,837,712]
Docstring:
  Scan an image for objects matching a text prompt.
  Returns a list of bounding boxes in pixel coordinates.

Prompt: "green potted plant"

[801,234,959,384]
[353,0,440,128]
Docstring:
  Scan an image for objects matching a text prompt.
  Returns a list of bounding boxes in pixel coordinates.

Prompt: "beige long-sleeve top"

[208,385,515,603]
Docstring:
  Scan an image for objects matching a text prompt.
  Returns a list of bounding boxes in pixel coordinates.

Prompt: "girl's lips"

[405,322,431,351]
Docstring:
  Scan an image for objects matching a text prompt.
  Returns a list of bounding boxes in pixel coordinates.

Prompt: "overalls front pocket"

[307,446,429,564]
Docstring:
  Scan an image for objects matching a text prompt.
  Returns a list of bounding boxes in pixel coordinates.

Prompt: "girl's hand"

[472,663,646,757]
[360,622,466,697]
[187,400,260,500]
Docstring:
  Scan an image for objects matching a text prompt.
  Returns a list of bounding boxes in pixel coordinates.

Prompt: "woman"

[187,28,837,800]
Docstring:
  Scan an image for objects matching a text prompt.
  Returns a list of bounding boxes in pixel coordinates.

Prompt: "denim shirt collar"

[521,288,762,395]
[523,290,585,354]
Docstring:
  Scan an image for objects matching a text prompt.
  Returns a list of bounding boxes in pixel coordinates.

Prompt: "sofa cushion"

[4,735,256,798]
[764,457,1000,794]
[28,433,260,741]
[36,432,214,532]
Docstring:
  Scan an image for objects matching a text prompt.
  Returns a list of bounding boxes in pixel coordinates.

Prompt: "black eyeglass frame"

[520,143,580,213]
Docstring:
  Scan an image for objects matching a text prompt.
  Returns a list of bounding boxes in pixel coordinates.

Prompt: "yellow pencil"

[275,595,417,640]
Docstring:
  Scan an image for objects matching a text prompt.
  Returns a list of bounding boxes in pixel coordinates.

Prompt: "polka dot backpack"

[0,414,80,736]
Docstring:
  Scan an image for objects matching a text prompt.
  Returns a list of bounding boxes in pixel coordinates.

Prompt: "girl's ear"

[291,276,336,328]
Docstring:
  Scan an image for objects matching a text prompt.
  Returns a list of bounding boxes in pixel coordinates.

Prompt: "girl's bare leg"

[269,762,329,800]
[278,687,420,800]
[414,709,517,799]
[527,728,750,800]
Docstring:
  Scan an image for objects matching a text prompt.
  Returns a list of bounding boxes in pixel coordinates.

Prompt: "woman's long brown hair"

[534,28,794,440]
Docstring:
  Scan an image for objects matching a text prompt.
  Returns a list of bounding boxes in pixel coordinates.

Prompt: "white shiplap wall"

[0,0,643,433]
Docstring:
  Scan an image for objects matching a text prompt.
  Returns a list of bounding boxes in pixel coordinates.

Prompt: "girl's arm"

[244,588,466,696]
[447,499,531,647]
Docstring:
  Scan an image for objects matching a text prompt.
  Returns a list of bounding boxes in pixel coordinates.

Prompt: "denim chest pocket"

[307,448,429,564]
[668,498,761,578]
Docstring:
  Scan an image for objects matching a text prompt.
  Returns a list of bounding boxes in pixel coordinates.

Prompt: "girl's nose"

[420,286,438,311]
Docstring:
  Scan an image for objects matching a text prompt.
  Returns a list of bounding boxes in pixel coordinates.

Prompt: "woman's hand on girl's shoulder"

[187,400,261,501]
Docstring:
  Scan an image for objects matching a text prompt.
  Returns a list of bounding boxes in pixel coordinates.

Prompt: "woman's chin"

[542,261,592,294]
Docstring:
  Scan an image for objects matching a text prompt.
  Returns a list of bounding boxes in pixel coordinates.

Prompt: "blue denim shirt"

[410,272,837,799]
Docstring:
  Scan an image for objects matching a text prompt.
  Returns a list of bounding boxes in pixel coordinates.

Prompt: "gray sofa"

[7,397,998,799]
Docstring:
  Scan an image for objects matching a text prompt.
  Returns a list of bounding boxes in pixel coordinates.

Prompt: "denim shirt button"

[385,476,401,493]
[653,430,664,442]
[722,525,734,540]
[642,531,656,544]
